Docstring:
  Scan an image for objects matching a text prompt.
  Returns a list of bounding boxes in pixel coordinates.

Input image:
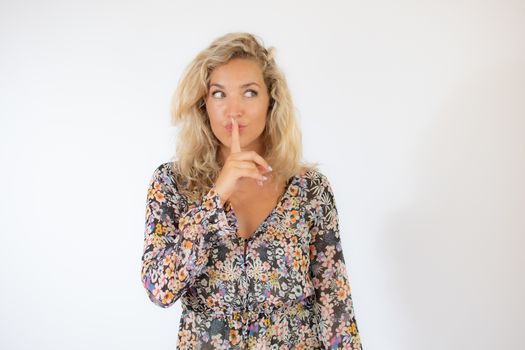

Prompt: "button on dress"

[141,162,363,349]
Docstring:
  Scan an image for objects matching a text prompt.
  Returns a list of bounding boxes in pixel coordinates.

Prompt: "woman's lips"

[225,124,246,132]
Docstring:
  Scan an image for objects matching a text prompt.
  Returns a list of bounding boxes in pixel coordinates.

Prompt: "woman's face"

[205,58,270,157]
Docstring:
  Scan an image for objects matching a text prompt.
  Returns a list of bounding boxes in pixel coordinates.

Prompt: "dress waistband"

[181,295,315,323]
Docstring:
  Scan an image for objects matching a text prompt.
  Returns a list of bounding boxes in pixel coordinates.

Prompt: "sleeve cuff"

[200,186,234,245]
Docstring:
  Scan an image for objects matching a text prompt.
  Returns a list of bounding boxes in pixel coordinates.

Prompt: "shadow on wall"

[383,63,525,350]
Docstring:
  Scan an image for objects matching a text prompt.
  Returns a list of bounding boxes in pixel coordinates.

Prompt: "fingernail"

[262,176,268,181]
[267,165,273,171]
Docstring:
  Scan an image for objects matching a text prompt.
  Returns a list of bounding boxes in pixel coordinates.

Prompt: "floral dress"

[141,162,363,349]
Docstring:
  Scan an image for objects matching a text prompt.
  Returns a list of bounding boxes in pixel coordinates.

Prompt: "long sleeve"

[140,163,233,308]
[307,172,363,349]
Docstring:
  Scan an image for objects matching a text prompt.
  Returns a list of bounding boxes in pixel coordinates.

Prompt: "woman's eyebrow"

[209,82,260,89]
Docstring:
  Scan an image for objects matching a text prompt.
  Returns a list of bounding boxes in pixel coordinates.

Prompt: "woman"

[141,32,363,349]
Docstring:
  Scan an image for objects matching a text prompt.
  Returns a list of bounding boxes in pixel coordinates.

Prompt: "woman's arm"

[307,172,363,349]
[140,163,232,308]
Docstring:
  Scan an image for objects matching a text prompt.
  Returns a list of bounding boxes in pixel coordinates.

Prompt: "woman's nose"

[225,95,244,116]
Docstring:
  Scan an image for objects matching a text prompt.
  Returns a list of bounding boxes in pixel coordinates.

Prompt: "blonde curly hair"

[170,32,319,199]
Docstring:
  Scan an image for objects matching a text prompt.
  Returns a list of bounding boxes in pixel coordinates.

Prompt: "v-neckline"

[228,175,296,242]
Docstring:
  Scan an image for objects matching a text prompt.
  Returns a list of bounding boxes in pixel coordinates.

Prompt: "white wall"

[1,0,523,349]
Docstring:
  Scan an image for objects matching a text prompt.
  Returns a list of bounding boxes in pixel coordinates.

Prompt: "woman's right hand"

[214,117,272,205]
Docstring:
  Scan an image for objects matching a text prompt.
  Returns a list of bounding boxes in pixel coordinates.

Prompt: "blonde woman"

[140,32,363,349]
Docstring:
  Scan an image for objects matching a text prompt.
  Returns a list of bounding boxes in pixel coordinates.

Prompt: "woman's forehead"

[209,58,264,86]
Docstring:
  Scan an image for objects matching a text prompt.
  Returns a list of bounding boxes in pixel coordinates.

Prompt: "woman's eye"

[245,89,258,97]
[210,90,257,98]
[211,90,224,98]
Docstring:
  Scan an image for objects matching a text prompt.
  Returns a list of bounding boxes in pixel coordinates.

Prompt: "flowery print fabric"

[141,162,363,349]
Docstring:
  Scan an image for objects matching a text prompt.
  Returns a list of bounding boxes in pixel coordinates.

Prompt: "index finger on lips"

[230,117,241,154]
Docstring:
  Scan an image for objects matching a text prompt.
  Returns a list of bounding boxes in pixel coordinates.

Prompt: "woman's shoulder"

[150,161,185,192]
[297,167,338,203]
[298,167,331,186]
[151,161,178,180]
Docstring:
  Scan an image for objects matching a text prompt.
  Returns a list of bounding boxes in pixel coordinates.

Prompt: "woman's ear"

[198,97,206,111]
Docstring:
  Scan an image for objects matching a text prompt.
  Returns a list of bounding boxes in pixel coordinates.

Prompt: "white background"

[1,0,524,349]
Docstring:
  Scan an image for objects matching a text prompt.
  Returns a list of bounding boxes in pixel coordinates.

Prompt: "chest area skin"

[227,179,287,240]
